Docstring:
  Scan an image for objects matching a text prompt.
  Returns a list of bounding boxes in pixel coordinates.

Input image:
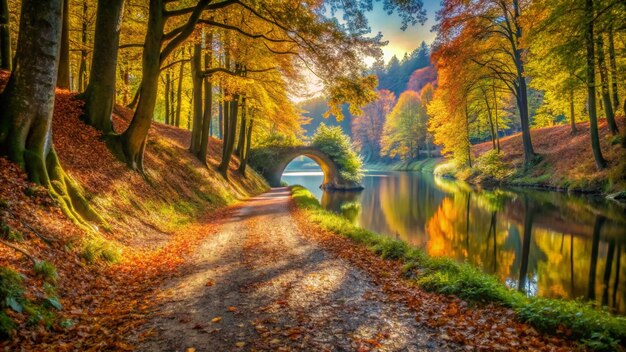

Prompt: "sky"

[364,0,441,64]
[295,0,442,100]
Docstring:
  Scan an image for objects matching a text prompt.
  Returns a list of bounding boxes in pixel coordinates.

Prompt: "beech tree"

[81,0,125,133]
[0,0,102,228]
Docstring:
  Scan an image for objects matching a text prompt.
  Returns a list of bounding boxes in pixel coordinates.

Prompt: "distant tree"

[381,90,426,160]
[351,89,396,162]
[406,65,437,93]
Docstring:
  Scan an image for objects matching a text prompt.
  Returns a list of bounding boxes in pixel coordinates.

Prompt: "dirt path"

[136,188,457,351]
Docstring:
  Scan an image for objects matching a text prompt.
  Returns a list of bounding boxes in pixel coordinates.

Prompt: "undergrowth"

[290,185,626,350]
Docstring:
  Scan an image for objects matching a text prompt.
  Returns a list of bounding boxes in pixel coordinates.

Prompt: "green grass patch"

[290,185,626,350]
[33,261,58,283]
[80,235,121,264]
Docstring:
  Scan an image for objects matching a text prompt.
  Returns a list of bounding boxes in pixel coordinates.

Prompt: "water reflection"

[282,170,626,314]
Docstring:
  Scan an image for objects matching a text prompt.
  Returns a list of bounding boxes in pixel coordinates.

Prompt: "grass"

[290,185,626,350]
[366,158,443,173]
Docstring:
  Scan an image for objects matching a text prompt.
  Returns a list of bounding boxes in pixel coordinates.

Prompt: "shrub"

[474,150,511,180]
[34,261,58,283]
[433,161,458,178]
[311,123,363,183]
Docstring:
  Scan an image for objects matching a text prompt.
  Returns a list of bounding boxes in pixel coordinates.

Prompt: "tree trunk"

[0,0,102,228]
[81,0,124,134]
[164,70,171,125]
[493,86,500,152]
[169,69,175,125]
[596,33,618,135]
[109,0,164,171]
[175,55,185,127]
[608,28,619,112]
[190,43,203,155]
[198,32,213,163]
[585,0,606,170]
[239,116,253,175]
[464,100,472,168]
[57,0,70,89]
[512,0,535,166]
[236,97,247,158]
[218,91,223,139]
[482,88,497,150]
[77,0,89,92]
[219,94,239,178]
[0,0,11,70]
[570,87,577,134]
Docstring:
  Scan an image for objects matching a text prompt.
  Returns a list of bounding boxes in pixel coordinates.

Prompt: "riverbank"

[290,185,626,350]
[468,119,626,195]
[366,119,626,197]
[0,86,268,349]
[365,158,443,173]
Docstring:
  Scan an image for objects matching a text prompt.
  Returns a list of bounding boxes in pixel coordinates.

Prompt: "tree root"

[0,239,38,265]
[4,210,55,245]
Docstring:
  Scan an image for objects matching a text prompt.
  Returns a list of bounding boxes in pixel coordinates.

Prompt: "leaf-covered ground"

[0,71,269,350]
[134,188,578,352]
[134,188,457,351]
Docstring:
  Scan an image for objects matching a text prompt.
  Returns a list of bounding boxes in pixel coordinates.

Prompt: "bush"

[311,124,363,183]
[433,161,458,178]
[474,150,510,180]
[34,261,58,283]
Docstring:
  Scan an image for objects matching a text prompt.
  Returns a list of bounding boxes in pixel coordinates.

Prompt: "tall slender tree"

[81,0,125,133]
[57,0,71,89]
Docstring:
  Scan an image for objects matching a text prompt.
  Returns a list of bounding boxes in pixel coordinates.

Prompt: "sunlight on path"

[135,188,456,351]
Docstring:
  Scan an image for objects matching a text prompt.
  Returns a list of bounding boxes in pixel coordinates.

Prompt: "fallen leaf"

[211,316,222,323]
[206,280,215,287]
[235,342,246,348]
[227,306,237,312]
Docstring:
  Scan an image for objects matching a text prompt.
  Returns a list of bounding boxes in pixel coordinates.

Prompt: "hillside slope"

[0,72,268,349]
[472,118,626,193]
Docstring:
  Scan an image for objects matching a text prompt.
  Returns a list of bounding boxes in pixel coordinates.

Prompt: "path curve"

[136,188,457,351]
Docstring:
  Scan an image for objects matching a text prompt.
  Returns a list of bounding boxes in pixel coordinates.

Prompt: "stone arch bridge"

[248,146,363,191]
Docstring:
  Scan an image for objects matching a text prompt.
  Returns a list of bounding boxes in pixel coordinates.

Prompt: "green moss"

[290,185,626,350]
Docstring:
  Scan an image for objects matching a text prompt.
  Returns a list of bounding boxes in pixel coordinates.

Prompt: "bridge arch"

[248,146,363,191]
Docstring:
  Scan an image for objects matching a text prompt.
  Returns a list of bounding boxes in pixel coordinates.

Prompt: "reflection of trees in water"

[321,172,626,313]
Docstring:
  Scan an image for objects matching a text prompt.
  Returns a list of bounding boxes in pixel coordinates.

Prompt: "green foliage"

[433,161,458,178]
[280,180,289,187]
[34,261,58,283]
[81,235,121,264]
[0,312,14,339]
[0,267,24,339]
[474,150,511,181]
[311,123,363,182]
[290,185,626,349]
[0,222,22,242]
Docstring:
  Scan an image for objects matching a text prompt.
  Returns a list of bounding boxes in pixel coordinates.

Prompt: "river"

[282,165,626,314]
